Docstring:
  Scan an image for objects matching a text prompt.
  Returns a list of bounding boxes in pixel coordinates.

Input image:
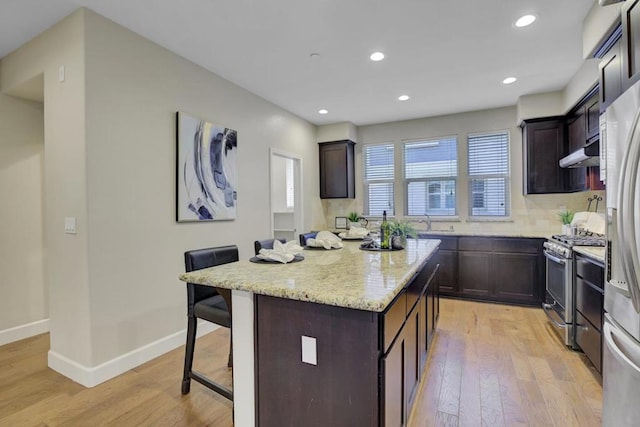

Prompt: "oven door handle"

[544,250,567,265]
[542,302,568,329]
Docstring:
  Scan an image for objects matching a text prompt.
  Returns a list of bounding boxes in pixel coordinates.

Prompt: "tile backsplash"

[316,190,606,237]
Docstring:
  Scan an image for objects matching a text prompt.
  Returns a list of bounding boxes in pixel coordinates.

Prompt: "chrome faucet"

[419,214,432,231]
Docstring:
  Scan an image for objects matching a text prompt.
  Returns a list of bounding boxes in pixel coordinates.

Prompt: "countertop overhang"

[179,239,441,312]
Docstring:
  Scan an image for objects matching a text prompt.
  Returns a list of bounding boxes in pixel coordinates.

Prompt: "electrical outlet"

[301,336,317,365]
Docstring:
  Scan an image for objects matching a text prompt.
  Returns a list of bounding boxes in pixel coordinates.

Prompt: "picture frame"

[176,111,238,222]
[335,216,348,229]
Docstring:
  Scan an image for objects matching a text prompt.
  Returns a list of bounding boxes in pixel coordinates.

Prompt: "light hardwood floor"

[410,298,603,427]
[0,298,602,426]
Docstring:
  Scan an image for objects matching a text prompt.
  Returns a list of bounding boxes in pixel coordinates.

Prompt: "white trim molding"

[0,318,50,346]
[48,321,219,388]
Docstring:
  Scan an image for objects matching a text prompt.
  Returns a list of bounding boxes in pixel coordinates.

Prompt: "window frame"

[362,142,395,216]
[466,130,511,218]
[403,136,458,217]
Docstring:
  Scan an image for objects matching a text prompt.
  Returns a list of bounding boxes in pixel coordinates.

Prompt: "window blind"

[404,137,457,216]
[467,132,509,216]
[363,143,394,215]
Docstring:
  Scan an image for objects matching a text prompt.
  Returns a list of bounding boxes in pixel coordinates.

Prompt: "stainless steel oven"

[542,233,606,348]
[543,241,574,347]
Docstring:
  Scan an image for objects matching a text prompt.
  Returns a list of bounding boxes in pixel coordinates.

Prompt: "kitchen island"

[179,238,440,427]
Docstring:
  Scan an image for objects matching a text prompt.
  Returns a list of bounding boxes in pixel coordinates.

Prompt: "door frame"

[269,148,303,242]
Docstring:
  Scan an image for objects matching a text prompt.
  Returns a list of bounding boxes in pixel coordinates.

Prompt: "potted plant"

[388,219,418,249]
[347,211,362,229]
[558,209,575,235]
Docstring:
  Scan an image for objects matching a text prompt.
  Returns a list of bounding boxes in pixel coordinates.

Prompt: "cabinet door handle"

[542,302,567,329]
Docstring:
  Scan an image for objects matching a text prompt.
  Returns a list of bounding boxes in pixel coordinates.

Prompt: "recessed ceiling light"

[370,52,385,61]
[398,95,410,101]
[515,14,536,27]
[318,109,328,115]
[502,77,517,84]
[310,52,320,58]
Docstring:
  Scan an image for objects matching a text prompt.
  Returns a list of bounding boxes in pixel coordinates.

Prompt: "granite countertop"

[179,239,440,312]
[573,246,606,264]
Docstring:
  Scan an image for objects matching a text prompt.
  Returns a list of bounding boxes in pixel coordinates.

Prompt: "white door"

[269,148,303,243]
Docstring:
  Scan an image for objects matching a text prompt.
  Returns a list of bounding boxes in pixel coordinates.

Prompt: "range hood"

[559,140,600,168]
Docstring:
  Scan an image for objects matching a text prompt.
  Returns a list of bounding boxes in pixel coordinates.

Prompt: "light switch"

[301,336,317,365]
[58,65,65,82]
[64,217,77,234]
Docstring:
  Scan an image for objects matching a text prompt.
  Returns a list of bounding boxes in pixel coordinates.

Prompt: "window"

[467,131,509,217]
[404,137,457,216]
[285,158,294,209]
[363,143,394,215]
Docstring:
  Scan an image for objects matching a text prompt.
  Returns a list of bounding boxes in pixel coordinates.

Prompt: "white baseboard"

[48,321,220,388]
[0,318,50,346]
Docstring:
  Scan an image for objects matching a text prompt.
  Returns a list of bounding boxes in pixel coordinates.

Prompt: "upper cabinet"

[600,39,623,111]
[522,117,567,194]
[522,87,603,195]
[319,140,355,199]
[622,0,640,89]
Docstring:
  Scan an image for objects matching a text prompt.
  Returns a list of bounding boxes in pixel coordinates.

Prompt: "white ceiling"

[0,0,596,126]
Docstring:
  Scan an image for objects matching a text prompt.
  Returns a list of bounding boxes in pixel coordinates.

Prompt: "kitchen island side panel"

[255,295,379,427]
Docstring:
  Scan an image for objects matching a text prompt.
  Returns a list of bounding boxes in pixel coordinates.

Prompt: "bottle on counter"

[380,210,391,249]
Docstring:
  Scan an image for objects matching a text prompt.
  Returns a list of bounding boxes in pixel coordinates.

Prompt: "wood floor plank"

[479,367,505,427]
[434,410,459,427]
[1,298,603,427]
[458,358,481,427]
[437,335,463,416]
[517,379,554,427]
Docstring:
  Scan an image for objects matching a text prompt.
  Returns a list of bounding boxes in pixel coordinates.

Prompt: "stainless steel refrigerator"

[602,79,640,426]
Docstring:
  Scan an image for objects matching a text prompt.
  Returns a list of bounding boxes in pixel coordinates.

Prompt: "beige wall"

[0,92,46,331]
[1,10,92,364]
[82,10,319,365]
[1,8,320,370]
[325,106,604,237]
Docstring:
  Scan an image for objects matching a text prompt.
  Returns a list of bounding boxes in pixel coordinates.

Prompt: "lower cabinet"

[256,254,440,427]
[382,334,404,427]
[574,253,605,373]
[427,235,545,306]
[382,261,440,427]
[458,251,492,297]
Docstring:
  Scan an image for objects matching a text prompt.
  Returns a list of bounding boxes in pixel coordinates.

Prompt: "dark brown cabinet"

[319,140,355,199]
[574,253,605,373]
[566,115,588,192]
[493,253,540,303]
[622,0,640,90]
[600,39,623,112]
[586,95,600,141]
[431,236,457,293]
[522,118,567,194]
[381,259,439,427]
[567,113,586,153]
[427,235,545,306]
[458,250,492,297]
[382,332,404,427]
[255,253,440,427]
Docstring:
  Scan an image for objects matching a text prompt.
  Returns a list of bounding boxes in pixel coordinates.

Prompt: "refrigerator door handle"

[625,120,640,311]
[604,320,640,376]
[617,109,640,312]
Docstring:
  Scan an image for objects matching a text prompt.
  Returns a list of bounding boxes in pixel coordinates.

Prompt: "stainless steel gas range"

[543,233,606,347]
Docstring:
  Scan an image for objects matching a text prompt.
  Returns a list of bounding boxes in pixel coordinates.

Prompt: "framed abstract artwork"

[176,111,238,222]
